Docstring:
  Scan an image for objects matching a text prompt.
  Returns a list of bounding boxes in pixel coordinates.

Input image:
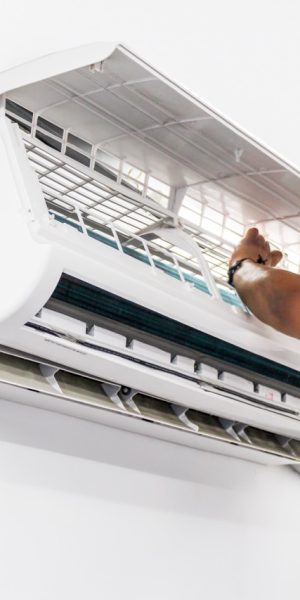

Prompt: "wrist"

[228,256,266,288]
[229,253,267,268]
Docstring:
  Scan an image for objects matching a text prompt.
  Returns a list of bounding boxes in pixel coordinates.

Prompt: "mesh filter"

[5,84,300,279]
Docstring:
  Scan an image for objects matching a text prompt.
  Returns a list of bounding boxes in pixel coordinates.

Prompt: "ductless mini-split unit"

[1,43,300,467]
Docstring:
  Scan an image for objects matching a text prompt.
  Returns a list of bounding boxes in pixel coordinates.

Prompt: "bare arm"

[229,228,300,339]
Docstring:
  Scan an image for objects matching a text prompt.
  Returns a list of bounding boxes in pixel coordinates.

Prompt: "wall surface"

[1,0,300,167]
[1,1,300,598]
[0,398,299,600]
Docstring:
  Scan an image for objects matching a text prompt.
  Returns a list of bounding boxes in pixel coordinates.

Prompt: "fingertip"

[270,250,283,267]
[245,227,259,240]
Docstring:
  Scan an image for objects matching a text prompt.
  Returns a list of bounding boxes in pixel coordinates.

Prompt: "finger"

[270,250,283,267]
[257,234,266,247]
[263,241,271,262]
[244,227,259,241]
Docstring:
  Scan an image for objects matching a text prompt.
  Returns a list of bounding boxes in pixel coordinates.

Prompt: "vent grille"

[43,274,300,391]
[0,351,299,464]
[4,99,245,284]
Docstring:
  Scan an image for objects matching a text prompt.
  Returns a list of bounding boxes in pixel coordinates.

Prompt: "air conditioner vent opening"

[0,350,299,466]
[35,273,300,399]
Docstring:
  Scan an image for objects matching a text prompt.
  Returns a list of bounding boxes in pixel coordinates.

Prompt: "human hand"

[229,228,283,268]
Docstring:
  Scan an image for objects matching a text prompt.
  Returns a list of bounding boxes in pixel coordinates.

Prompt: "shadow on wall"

[0,397,299,525]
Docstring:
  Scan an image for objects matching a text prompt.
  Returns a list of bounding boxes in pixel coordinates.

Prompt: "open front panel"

[5,45,300,287]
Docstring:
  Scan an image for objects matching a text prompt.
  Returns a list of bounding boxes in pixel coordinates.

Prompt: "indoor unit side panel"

[0,116,62,341]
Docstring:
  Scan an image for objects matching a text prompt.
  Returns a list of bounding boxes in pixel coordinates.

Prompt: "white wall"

[0,398,299,600]
[1,0,300,168]
[1,2,300,598]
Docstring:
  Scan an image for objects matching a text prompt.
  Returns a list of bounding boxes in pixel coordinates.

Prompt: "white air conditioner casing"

[1,43,300,467]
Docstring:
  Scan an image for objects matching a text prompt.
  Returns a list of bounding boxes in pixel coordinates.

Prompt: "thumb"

[270,250,283,267]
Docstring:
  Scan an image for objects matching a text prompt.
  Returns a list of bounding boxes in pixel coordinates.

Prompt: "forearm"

[234,261,300,337]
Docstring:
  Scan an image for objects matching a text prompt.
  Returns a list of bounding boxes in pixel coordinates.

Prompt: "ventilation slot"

[41,273,300,392]
[0,351,299,465]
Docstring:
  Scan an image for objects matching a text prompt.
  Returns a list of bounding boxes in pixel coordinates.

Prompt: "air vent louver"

[0,351,299,465]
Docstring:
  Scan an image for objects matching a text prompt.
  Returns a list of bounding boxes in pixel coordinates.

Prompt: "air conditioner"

[1,42,300,467]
